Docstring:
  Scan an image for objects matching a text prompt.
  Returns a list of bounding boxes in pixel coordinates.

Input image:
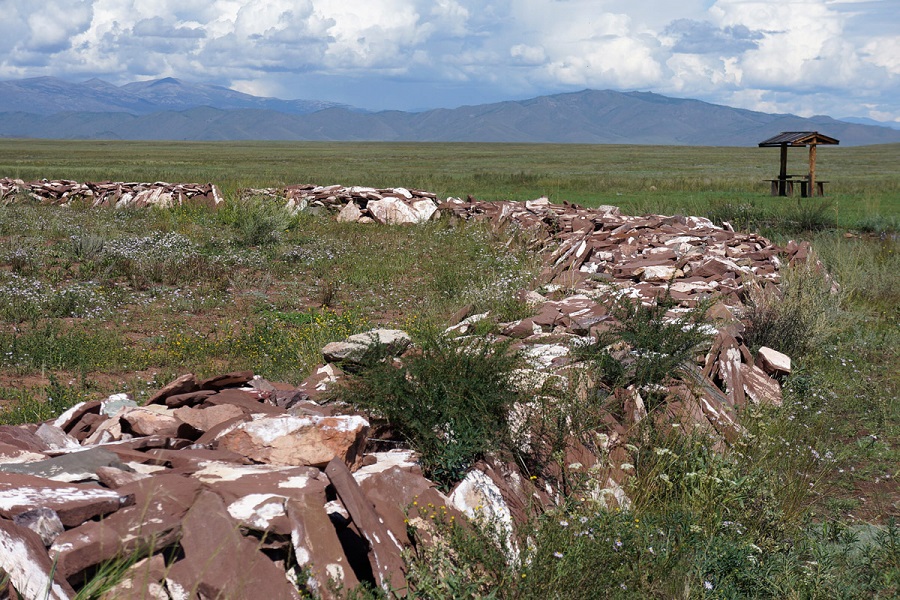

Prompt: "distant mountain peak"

[0,77,897,145]
[149,77,183,86]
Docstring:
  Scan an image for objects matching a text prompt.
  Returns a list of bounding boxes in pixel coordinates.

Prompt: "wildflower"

[559,520,569,528]
[553,552,564,559]
[704,580,714,591]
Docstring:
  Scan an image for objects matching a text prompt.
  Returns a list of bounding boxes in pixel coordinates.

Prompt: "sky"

[1,0,898,122]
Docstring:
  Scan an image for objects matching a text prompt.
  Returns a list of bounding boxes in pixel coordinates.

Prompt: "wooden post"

[808,143,817,197]
[779,143,788,196]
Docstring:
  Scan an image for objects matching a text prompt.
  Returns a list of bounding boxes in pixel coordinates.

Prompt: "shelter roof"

[758,131,840,147]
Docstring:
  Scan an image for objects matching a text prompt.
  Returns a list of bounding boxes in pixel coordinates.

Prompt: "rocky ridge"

[0,186,813,598]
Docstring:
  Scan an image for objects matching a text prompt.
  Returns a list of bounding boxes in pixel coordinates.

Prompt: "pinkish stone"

[0,519,76,600]
[216,414,369,468]
[165,490,301,600]
[0,473,134,527]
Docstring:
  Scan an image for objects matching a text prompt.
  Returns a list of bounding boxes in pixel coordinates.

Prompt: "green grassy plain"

[1,139,897,223]
[0,138,896,598]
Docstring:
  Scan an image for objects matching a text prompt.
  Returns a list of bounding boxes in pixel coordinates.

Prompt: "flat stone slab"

[325,457,406,591]
[287,490,359,598]
[322,329,411,364]
[0,472,134,527]
[165,490,301,600]
[0,519,76,600]
[196,462,324,537]
[0,447,132,483]
[756,346,791,376]
[145,373,199,406]
[50,474,201,581]
[216,414,369,468]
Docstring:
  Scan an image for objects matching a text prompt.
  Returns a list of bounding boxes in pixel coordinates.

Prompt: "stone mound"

[241,184,440,224]
[0,188,820,598]
[0,178,223,209]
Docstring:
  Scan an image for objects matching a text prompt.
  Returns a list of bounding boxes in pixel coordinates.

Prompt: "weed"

[741,260,841,357]
[0,375,92,425]
[786,199,837,233]
[574,293,712,408]
[218,195,297,247]
[336,331,523,489]
[705,198,771,231]
[70,233,106,260]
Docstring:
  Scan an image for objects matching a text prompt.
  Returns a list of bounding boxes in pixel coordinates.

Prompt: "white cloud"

[863,37,900,75]
[0,0,896,120]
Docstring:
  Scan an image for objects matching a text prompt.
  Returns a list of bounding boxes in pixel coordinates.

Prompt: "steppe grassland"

[0,139,896,597]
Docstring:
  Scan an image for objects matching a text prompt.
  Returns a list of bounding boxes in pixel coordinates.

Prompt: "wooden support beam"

[779,144,788,196]
[808,143,817,197]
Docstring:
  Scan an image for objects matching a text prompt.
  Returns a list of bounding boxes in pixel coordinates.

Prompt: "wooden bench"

[765,178,828,197]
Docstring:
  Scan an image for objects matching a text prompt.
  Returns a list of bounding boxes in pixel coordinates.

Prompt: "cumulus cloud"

[662,19,762,54]
[132,17,206,39]
[0,0,896,120]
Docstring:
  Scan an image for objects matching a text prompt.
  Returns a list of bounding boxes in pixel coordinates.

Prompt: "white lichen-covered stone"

[449,469,516,556]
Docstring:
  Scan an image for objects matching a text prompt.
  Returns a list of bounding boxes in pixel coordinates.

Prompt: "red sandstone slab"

[0,425,49,453]
[0,472,134,527]
[0,519,76,600]
[198,370,254,390]
[145,373,198,406]
[165,490,301,600]
[50,474,201,582]
[326,457,407,593]
[201,388,287,416]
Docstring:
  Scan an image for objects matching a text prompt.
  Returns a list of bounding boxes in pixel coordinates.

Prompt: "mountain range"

[1,77,899,146]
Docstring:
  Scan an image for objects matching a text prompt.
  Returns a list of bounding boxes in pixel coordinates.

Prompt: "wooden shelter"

[759,131,839,197]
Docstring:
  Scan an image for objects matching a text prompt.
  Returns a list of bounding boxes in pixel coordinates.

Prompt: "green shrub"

[218,196,297,247]
[705,199,771,232]
[0,322,133,373]
[785,200,836,233]
[574,294,712,407]
[335,332,523,489]
[853,213,898,235]
[0,375,92,425]
[741,261,840,357]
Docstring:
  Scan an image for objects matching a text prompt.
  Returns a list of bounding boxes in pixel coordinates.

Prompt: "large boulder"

[216,414,369,468]
[367,197,421,224]
[322,328,411,365]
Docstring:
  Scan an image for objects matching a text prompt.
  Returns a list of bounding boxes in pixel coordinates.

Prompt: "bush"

[218,196,297,247]
[574,294,712,407]
[785,200,836,233]
[741,261,840,357]
[335,332,523,489]
[705,199,770,232]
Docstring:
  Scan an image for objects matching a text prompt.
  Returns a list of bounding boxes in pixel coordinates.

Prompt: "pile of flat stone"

[0,356,476,599]
[240,184,440,224]
[0,191,815,597]
[0,178,223,209]
[437,196,804,444]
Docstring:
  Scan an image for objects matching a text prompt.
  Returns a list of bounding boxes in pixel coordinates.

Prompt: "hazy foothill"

[0,73,897,599]
[2,77,900,145]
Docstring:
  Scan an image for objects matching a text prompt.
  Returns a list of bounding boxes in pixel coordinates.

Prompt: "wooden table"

[765,178,828,197]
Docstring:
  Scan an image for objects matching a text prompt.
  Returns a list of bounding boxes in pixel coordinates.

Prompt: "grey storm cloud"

[664,19,763,55]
